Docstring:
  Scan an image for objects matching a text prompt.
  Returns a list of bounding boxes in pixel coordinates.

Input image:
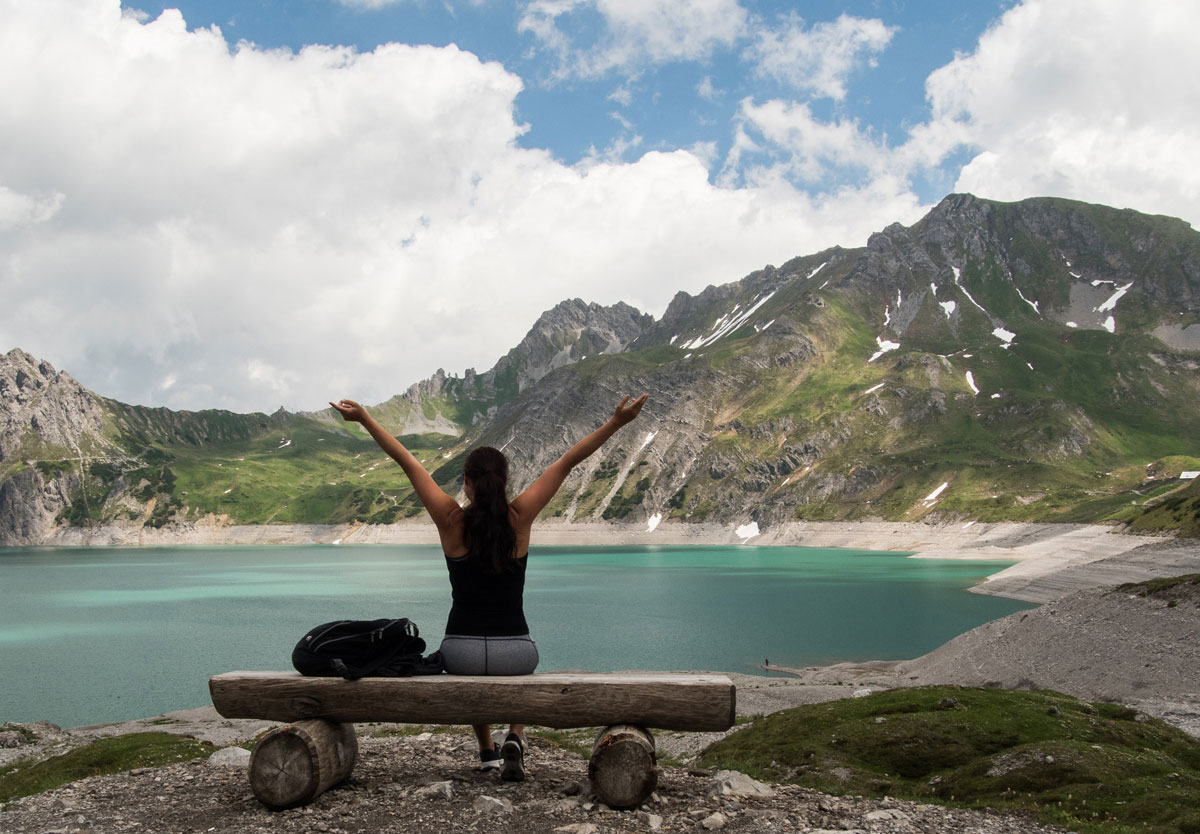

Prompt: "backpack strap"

[338,619,422,680]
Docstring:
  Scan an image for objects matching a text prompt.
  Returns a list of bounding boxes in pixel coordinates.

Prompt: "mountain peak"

[6,195,1200,544]
[0,347,103,471]
[491,297,653,391]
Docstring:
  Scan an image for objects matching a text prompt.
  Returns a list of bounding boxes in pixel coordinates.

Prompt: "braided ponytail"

[462,446,517,573]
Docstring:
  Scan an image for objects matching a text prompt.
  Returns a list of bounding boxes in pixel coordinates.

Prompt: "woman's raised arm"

[510,394,648,522]
[329,399,460,529]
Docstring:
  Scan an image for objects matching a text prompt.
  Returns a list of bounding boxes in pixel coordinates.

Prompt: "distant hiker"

[330,393,648,780]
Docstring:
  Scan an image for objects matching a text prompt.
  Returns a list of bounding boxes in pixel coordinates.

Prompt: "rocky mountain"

[0,350,105,544]
[3,194,1199,545]
[0,350,292,545]
[0,298,657,545]
[309,298,654,436]
[435,196,1198,528]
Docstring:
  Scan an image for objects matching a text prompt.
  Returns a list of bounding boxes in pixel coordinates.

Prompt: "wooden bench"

[209,671,736,811]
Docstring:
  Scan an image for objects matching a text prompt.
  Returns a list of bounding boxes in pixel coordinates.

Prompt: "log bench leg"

[588,724,658,810]
[248,719,358,810]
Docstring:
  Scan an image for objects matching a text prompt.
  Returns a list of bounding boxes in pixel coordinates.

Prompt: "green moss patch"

[698,686,1200,834]
[0,732,215,804]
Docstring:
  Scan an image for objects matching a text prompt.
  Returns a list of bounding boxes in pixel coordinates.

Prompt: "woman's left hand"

[612,393,649,426]
[330,398,368,423]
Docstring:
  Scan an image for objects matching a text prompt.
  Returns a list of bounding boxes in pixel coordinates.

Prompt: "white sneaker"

[479,744,502,771]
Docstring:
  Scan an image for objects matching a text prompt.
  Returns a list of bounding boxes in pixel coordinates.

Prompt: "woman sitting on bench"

[329,393,648,781]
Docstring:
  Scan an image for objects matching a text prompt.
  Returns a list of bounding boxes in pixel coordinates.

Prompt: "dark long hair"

[462,446,516,574]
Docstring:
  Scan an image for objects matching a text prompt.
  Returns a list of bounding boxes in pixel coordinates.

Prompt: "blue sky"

[127,0,998,198]
[1,0,1196,412]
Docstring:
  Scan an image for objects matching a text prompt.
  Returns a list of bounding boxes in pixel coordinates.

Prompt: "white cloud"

[728,0,1200,233]
[744,13,895,100]
[0,186,64,230]
[696,75,717,101]
[688,140,719,169]
[0,0,917,413]
[921,0,1200,226]
[334,0,411,8]
[519,0,747,78]
[609,110,636,132]
[579,124,643,164]
[607,84,634,106]
[729,98,891,185]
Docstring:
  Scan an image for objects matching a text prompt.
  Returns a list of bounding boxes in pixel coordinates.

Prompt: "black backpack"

[292,618,444,680]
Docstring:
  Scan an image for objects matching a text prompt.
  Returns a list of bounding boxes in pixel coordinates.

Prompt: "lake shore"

[3,539,1196,834]
[40,517,1193,602]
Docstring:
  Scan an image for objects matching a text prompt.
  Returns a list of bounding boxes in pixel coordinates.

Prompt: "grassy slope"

[60,410,460,527]
[699,686,1200,834]
[0,733,215,804]
[169,417,463,525]
[1127,478,1200,537]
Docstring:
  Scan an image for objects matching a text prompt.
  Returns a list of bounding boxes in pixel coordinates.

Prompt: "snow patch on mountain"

[682,291,777,350]
[1096,282,1133,313]
[868,337,901,363]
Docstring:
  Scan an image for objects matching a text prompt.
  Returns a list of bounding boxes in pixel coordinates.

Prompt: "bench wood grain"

[209,671,736,731]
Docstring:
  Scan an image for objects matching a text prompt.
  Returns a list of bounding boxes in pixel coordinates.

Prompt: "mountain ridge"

[3,193,1199,546]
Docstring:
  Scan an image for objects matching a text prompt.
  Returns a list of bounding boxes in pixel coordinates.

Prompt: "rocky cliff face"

[492,298,653,393]
[845,195,1200,340]
[0,349,103,459]
[0,350,106,545]
[0,467,84,546]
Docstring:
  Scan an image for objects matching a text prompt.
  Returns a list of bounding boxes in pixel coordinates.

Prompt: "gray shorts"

[439,634,539,676]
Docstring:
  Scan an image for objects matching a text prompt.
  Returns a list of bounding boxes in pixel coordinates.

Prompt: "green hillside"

[1127,477,1200,537]
[699,686,1200,834]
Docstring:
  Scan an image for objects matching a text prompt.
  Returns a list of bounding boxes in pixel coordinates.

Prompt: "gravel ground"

[974,538,1200,603]
[0,729,1073,834]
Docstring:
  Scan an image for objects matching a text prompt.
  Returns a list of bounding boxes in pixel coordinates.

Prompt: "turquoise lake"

[0,544,1033,728]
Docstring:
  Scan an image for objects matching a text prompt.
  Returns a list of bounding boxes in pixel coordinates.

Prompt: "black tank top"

[444,554,529,637]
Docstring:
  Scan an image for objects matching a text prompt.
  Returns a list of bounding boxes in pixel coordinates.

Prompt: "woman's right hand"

[612,394,649,426]
[330,398,368,423]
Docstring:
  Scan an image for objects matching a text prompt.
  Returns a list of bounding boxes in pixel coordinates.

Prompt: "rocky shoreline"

[38,518,1191,604]
[42,517,1158,555]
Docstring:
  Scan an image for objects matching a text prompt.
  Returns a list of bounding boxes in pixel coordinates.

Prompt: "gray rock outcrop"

[0,349,103,460]
[0,349,105,545]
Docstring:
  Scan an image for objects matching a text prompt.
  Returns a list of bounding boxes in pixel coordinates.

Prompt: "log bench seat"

[208,671,736,811]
